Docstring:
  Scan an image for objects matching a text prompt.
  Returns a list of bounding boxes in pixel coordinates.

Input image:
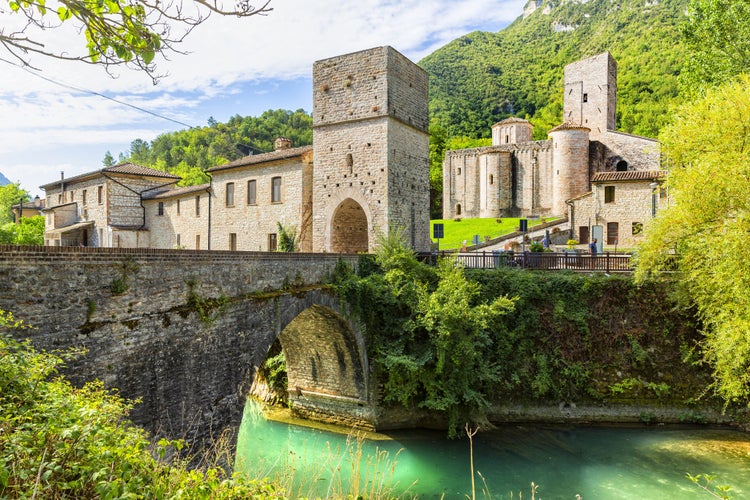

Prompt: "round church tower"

[548,122,590,216]
[491,117,534,146]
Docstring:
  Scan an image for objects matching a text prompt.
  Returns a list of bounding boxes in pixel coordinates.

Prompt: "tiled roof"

[548,122,590,133]
[143,183,211,200]
[208,146,313,173]
[103,163,180,179]
[41,163,179,189]
[591,170,667,182]
[492,117,531,127]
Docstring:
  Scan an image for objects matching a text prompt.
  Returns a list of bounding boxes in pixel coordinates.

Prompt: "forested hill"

[420,0,689,139]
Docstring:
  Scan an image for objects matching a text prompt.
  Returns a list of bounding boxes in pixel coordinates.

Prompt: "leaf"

[57,6,71,21]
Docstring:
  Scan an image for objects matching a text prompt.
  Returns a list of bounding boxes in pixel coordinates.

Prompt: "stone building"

[40,46,431,253]
[443,52,665,247]
[41,165,181,247]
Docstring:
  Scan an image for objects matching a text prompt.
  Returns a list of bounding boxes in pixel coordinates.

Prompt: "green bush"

[0,310,281,499]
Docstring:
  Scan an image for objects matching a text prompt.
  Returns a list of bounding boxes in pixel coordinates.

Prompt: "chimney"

[274,137,292,151]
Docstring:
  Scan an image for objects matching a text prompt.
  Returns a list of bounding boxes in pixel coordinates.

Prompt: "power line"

[0,58,196,129]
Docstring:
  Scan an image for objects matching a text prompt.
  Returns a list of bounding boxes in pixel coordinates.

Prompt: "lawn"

[430,218,550,250]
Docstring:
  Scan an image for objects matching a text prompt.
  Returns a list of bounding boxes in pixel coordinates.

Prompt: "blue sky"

[0,0,526,197]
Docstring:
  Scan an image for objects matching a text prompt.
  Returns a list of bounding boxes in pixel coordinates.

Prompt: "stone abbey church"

[41,48,665,252]
[444,52,666,248]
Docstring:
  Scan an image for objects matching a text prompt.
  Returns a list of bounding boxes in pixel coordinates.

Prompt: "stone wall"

[210,152,312,252]
[145,190,210,250]
[596,131,661,171]
[0,246,365,443]
[571,180,667,247]
[563,52,617,138]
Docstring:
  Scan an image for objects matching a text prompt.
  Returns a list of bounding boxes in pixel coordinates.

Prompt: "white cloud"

[0,0,525,194]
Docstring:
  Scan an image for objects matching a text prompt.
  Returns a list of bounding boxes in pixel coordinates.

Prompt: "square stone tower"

[563,52,617,139]
[311,46,430,253]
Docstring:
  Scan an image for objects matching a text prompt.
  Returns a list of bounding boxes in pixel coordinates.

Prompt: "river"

[235,400,750,498]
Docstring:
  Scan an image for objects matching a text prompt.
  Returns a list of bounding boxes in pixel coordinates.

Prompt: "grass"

[430,218,553,250]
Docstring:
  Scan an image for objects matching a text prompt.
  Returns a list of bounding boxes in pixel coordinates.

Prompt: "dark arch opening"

[330,198,368,253]
[616,159,629,172]
[255,304,367,405]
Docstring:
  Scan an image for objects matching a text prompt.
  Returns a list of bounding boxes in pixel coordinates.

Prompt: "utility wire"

[1,58,196,129]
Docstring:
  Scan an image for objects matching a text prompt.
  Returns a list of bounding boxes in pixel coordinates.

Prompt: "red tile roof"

[591,170,667,182]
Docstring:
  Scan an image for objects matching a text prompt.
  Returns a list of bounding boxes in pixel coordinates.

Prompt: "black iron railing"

[418,251,633,273]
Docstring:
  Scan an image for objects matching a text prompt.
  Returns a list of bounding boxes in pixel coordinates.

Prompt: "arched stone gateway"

[330,198,369,253]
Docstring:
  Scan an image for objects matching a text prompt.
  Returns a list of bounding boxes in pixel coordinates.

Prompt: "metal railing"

[418,251,633,273]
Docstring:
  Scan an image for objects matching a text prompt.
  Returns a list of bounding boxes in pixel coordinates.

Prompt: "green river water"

[235,400,750,499]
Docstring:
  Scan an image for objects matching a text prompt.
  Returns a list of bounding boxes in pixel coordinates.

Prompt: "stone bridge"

[0,246,373,445]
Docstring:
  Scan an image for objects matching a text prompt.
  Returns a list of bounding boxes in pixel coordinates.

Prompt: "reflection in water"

[235,400,750,499]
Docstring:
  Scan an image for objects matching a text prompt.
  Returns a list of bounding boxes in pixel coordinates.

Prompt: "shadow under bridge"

[255,289,374,429]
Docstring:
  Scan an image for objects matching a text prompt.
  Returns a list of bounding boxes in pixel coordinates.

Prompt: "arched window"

[616,160,628,171]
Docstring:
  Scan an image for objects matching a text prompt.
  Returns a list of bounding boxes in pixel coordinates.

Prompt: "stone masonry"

[0,246,372,443]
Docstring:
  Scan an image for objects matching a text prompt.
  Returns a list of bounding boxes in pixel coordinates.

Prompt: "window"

[604,186,615,203]
[247,180,257,205]
[268,233,277,251]
[57,194,62,204]
[346,153,353,174]
[607,222,619,245]
[69,191,74,202]
[505,135,509,144]
[82,190,87,205]
[583,93,588,103]
[457,168,462,176]
[632,222,643,235]
[229,233,237,251]
[271,177,282,203]
[195,195,200,216]
[176,199,180,215]
[616,160,628,172]
[456,204,462,216]
[158,202,164,216]
[176,234,181,247]
[98,186,103,204]
[489,174,494,185]
[226,182,235,207]
[195,235,200,250]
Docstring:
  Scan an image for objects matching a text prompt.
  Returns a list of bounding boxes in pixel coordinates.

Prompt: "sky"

[0,0,526,198]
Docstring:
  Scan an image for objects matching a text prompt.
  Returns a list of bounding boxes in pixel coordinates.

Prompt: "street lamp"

[649,181,659,218]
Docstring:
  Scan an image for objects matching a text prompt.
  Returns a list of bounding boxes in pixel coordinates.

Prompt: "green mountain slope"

[420,0,688,139]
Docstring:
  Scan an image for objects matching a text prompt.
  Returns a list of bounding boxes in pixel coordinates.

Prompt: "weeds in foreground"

[687,473,732,499]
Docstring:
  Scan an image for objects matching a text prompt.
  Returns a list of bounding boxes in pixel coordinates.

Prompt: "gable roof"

[208,146,313,173]
[143,183,211,200]
[40,163,179,190]
[591,170,667,183]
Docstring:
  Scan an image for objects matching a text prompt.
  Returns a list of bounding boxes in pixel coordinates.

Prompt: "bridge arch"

[253,289,374,428]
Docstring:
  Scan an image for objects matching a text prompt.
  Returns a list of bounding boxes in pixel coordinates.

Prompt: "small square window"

[604,186,615,203]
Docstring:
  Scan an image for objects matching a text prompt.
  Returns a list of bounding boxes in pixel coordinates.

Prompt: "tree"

[0,183,29,225]
[635,75,750,404]
[681,0,750,91]
[1,0,272,82]
[103,150,116,167]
